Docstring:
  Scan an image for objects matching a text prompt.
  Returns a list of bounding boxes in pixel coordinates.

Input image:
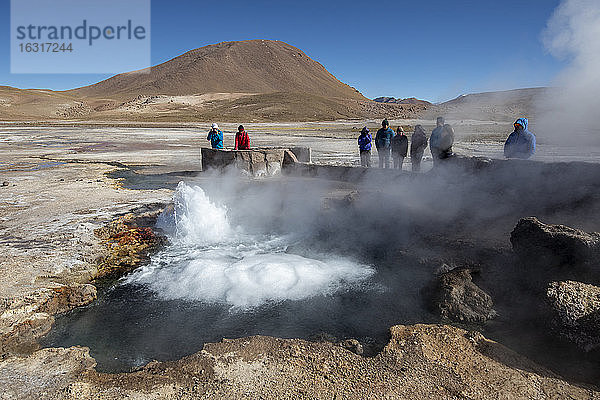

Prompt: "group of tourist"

[207,123,250,150]
[358,118,454,171]
[358,117,536,171]
[205,117,536,169]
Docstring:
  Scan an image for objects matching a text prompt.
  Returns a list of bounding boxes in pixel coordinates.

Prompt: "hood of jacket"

[515,118,528,131]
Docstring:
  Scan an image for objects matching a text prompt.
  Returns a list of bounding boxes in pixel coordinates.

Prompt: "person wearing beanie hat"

[207,123,224,149]
[357,126,372,167]
[235,124,250,150]
[391,126,408,169]
[375,119,394,168]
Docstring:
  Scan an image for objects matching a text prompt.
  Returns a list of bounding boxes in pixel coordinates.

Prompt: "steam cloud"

[538,0,600,145]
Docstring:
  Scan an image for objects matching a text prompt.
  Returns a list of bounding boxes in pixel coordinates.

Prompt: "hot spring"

[42,171,600,385]
[43,178,437,371]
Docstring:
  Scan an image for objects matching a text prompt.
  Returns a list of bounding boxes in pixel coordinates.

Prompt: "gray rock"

[1,181,8,187]
[339,339,364,355]
[430,268,497,323]
[547,280,600,351]
[510,217,600,267]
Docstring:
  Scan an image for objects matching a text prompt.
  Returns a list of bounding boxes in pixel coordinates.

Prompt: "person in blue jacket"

[207,123,223,149]
[375,119,395,168]
[357,126,372,167]
[504,118,536,159]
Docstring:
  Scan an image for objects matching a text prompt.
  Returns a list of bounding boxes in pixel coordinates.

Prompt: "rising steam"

[537,0,600,145]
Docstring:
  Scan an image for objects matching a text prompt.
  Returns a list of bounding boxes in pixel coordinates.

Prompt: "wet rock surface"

[93,206,166,279]
[547,281,600,351]
[428,267,497,323]
[0,284,97,358]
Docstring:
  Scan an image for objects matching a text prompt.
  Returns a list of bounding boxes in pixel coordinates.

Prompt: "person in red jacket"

[235,125,250,150]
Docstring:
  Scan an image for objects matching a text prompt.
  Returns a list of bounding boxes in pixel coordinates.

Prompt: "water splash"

[127,182,375,308]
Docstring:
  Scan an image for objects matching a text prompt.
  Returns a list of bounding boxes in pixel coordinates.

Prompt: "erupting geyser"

[126,182,375,308]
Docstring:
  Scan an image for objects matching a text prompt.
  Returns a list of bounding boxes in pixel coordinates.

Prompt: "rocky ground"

[3,324,599,399]
[1,122,599,399]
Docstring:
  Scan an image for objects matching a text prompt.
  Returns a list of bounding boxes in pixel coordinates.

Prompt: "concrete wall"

[201,147,311,176]
[282,155,600,188]
[201,148,281,176]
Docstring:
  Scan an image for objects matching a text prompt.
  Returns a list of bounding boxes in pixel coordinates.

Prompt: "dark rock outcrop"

[547,280,600,351]
[511,217,600,268]
[429,268,497,323]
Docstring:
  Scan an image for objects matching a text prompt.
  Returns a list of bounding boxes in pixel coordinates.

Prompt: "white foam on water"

[127,182,375,308]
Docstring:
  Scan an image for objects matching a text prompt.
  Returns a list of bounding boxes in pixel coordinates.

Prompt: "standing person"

[391,126,408,169]
[235,125,250,150]
[430,117,454,163]
[207,123,223,149]
[357,126,372,167]
[504,118,536,159]
[375,119,394,168]
[410,124,428,172]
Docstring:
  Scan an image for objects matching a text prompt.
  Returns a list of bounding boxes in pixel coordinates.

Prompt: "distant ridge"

[429,87,551,121]
[439,88,548,107]
[374,96,431,106]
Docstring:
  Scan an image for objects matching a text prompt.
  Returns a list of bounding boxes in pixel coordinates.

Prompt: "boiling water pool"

[42,181,435,371]
[41,180,600,385]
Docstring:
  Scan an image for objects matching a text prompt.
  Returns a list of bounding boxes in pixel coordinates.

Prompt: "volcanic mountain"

[1,40,429,121]
[69,40,365,101]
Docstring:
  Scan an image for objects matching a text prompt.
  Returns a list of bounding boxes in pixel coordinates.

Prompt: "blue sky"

[1,0,565,102]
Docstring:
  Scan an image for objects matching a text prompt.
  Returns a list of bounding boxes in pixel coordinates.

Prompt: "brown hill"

[69,40,365,101]
[0,86,90,120]
[1,40,430,122]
